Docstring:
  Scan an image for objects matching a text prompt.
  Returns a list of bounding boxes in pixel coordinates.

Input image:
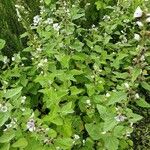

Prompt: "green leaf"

[72,13,84,20]
[85,123,102,140]
[104,136,119,150]
[136,98,150,108]
[51,116,63,126]
[129,113,143,123]
[96,104,108,120]
[0,39,6,50]
[70,40,84,52]
[55,138,73,149]
[0,112,10,127]
[25,138,45,150]
[113,126,125,137]
[107,92,127,105]
[61,102,74,115]
[44,0,51,5]
[131,68,141,82]
[12,138,28,148]
[4,87,23,99]
[95,1,106,10]
[70,86,84,95]
[0,143,10,150]
[103,118,118,132]
[0,130,15,143]
[86,84,95,96]
[47,129,57,138]
[141,82,150,92]
[55,55,70,69]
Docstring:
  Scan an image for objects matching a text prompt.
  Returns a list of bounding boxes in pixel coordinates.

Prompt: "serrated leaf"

[131,68,141,82]
[129,113,143,123]
[72,13,84,20]
[0,130,15,143]
[96,104,108,120]
[103,118,118,132]
[47,129,57,138]
[70,86,84,95]
[136,98,150,108]
[12,138,28,148]
[0,112,10,127]
[113,126,125,137]
[86,84,95,96]
[107,92,127,105]
[141,82,150,92]
[55,138,73,149]
[44,0,51,5]
[85,123,102,140]
[0,39,6,50]
[95,1,106,10]
[4,87,23,99]
[104,136,119,150]
[61,102,74,115]
[70,40,84,52]
[0,143,10,150]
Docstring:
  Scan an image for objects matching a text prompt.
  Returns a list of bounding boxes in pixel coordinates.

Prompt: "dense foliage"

[0,0,149,150]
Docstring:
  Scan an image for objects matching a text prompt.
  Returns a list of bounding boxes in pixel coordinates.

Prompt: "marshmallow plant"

[0,1,149,150]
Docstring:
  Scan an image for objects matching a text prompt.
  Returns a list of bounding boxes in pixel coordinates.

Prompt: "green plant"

[0,0,149,150]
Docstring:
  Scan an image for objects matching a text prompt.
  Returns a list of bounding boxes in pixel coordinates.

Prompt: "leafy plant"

[0,0,149,150]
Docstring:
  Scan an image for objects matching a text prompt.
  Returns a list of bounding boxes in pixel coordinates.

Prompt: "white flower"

[82,139,86,144]
[3,81,8,85]
[21,108,25,112]
[146,13,150,17]
[6,124,12,129]
[146,17,150,23]
[33,15,41,26]
[12,57,15,61]
[135,93,140,99]
[74,134,80,140]
[21,96,26,104]
[126,131,131,137]
[106,93,110,97]
[124,83,129,89]
[86,99,91,106]
[134,6,143,18]
[114,115,127,122]
[53,23,60,31]
[0,106,8,112]
[44,58,48,63]
[134,34,141,41]
[27,119,35,132]
[37,47,42,52]
[98,81,102,84]
[92,24,95,28]
[136,21,144,27]
[103,15,110,20]
[45,18,53,25]
[3,56,9,64]
[101,131,106,134]
[56,147,61,150]
[140,55,145,61]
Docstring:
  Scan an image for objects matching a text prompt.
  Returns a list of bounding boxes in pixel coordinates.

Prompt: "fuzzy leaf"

[136,99,150,108]
[107,92,127,105]
[0,39,5,50]
[12,138,28,148]
[4,87,22,99]
[141,82,150,92]
[0,130,15,143]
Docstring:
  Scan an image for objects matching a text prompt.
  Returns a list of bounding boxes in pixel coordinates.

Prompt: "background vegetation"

[0,0,149,149]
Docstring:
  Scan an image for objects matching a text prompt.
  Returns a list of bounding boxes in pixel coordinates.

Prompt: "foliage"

[0,0,150,150]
